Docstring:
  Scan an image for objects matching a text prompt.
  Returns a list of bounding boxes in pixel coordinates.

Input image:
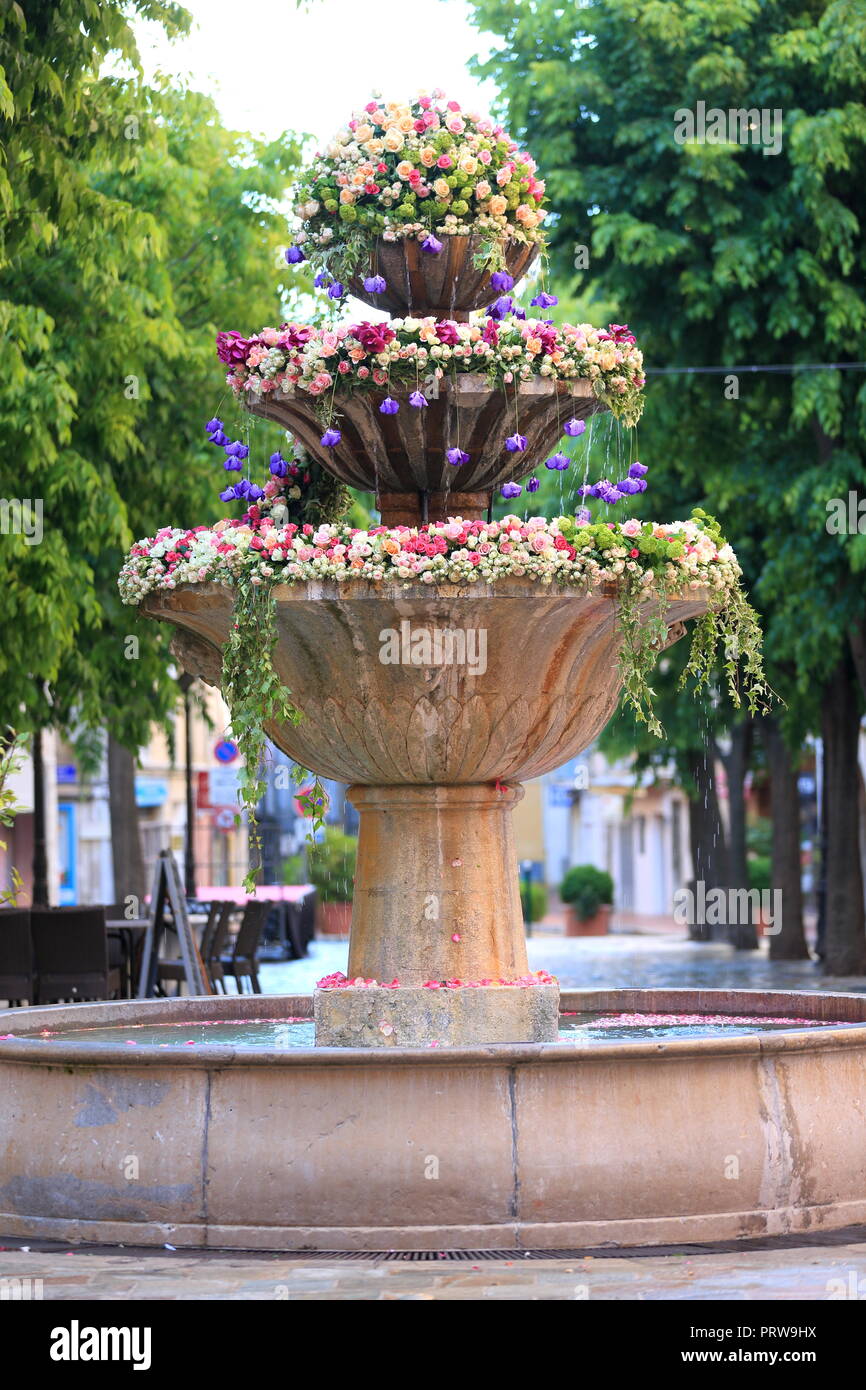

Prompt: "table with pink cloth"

[195,884,316,957]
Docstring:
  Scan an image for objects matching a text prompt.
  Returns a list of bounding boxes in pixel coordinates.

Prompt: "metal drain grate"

[294,1249,573,1262]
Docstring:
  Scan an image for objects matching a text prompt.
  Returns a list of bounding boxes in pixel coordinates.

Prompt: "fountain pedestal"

[346,783,527,984]
[314,781,559,1047]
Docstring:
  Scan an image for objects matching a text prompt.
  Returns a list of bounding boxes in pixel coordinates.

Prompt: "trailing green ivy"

[222,575,326,892]
[613,511,774,735]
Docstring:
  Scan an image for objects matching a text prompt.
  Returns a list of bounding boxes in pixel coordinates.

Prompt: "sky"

[133,0,499,146]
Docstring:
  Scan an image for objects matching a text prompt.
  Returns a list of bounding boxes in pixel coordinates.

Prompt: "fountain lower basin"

[2,987,865,1251]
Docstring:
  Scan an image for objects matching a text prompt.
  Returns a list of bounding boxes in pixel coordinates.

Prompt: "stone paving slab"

[2,1242,865,1300]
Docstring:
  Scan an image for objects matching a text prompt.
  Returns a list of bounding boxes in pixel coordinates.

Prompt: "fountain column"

[345,783,528,985]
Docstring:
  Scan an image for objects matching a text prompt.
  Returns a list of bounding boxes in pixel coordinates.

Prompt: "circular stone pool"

[1,987,865,1251]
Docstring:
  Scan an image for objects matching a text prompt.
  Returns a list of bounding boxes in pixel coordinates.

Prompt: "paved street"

[2,1239,865,1300]
[260,930,858,996]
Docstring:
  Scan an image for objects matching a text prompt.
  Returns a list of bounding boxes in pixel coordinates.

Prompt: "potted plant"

[560,865,614,936]
[306,827,357,937]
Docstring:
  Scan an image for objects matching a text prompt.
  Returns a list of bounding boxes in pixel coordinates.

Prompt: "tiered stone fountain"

[3,126,865,1255]
[143,237,708,1049]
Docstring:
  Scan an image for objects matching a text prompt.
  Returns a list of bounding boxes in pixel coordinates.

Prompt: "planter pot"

[347,234,539,319]
[318,901,353,937]
[565,904,611,937]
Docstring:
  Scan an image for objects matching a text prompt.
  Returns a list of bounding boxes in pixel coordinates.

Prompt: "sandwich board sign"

[137,849,211,998]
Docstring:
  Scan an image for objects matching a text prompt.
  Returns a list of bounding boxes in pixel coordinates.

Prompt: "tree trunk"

[31,727,49,906]
[684,748,730,942]
[763,716,809,960]
[717,719,757,950]
[821,658,866,975]
[850,619,866,704]
[107,736,146,909]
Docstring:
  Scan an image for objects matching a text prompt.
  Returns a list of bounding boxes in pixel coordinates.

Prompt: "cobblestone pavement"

[260,933,862,996]
[1,1240,865,1299]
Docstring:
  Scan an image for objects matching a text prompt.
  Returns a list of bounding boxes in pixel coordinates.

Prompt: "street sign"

[213,807,236,833]
[214,738,239,764]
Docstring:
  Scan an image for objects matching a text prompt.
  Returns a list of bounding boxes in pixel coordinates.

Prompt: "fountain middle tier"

[246,376,610,526]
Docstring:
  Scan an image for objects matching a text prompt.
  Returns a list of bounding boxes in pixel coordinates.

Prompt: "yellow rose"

[433,178,451,199]
[419,146,437,168]
[458,155,478,176]
[364,138,385,155]
[397,114,415,133]
[383,129,404,152]
[488,195,507,216]
[355,123,373,143]
[396,160,415,180]
[339,188,356,205]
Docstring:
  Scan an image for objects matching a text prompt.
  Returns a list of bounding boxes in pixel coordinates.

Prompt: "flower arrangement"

[217,315,645,427]
[204,418,350,524]
[287,90,547,282]
[120,511,738,599]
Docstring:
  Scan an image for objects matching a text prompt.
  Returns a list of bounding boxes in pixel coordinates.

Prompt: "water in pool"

[6,1012,855,1048]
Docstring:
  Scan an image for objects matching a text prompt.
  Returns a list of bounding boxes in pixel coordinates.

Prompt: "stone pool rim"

[2,987,865,1066]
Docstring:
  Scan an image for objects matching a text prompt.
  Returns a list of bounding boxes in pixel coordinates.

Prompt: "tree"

[0,2,304,897]
[472,0,866,969]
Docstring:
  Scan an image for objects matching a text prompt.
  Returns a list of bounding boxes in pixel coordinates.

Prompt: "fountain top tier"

[347,233,539,321]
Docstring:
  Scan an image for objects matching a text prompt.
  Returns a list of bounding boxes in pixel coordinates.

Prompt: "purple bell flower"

[363,274,387,293]
[526,476,540,493]
[576,507,592,523]
[209,429,229,448]
[563,418,586,437]
[530,291,558,308]
[488,295,513,321]
[409,390,428,408]
[205,417,223,435]
[379,397,399,415]
[596,483,625,503]
[422,235,443,254]
[513,307,526,320]
[247,484,265,501]
[490,271,514,292]
[234,479,252,498]
[321,428,342,447]
[224,441,249,460]
[269,452,288,477]
[327,281,345,299]
[505,433,527,453]
[628,460,648,478]
[285,246,305,264]
[314,270,331,288]
[576,485,593,497]
[544,453,570,471]
[616,477,641,495]
[223,458,243,473]
[633,478,648,492]
[501,482,522,499]
[219,485,237,502]
[446,447,470,466]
